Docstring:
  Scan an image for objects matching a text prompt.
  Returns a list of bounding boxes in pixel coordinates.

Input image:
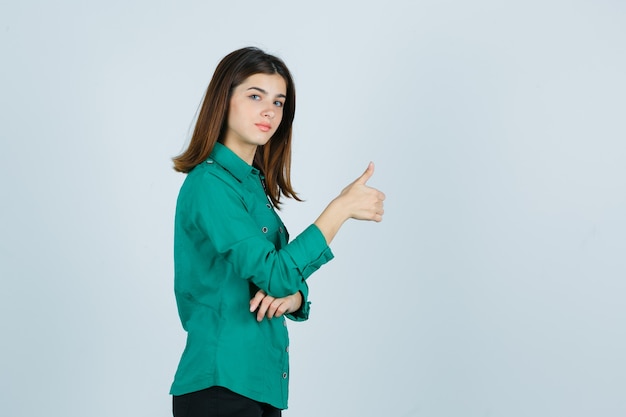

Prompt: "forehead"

[237,73,286,94]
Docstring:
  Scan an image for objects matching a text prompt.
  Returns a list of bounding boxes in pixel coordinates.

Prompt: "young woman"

[170,47,385,417]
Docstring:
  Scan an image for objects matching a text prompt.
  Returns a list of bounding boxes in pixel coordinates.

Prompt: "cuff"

[283,224,334,280]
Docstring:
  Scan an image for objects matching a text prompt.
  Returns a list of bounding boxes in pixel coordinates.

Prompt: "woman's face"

[223,73,287,155]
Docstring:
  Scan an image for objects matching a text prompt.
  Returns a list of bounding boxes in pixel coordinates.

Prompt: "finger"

[268,299,289,319]
[272,302,288,318]
[375,201,385,221]
[277,299,291,316]
[249,290,266,312]
[266,300,280,319]
[256,302,268,322]
[354,162,375,185]
[256,294,275,322]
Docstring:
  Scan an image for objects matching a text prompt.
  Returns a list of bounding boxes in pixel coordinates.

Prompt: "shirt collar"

[208,142,260,182]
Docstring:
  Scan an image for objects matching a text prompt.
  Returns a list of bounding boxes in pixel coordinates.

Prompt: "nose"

[262,108,275,119]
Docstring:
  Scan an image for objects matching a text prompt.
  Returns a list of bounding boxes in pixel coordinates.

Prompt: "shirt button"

[261,227,268,233]
[286,346,289,353]
[206,159,213,164]
[266,203,272,209]
[282,372,288,379]
[279,227,284,233]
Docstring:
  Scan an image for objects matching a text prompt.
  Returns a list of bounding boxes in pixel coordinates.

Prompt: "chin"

[255,136,273,146]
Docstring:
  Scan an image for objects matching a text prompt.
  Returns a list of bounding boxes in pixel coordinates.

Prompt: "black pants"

[173,386,282,417]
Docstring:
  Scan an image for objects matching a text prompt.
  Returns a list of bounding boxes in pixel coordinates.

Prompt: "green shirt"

[170,142,334,409]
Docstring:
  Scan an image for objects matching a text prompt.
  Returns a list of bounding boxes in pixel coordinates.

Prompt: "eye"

[249,94,261,100]
[274,100,284,108]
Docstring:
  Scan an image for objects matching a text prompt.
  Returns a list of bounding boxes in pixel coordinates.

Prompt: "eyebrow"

[247,86,287,99]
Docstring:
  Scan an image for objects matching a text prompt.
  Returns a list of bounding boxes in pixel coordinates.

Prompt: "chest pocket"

[241,191,283,243]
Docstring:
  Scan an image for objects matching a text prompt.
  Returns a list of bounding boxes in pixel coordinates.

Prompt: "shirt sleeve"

[285,280,310,322]
[184,170,334,299]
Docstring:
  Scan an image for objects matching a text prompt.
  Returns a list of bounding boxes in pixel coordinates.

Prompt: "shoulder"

[185,160,238,187]
[178,160,244,206]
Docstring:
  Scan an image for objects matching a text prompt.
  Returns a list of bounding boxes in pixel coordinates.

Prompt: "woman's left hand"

[249,290,303,322]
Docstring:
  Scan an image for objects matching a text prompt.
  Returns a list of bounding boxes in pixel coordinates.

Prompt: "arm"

[249,163,386,322]
[181,162,383,305]
[183,169,333,299]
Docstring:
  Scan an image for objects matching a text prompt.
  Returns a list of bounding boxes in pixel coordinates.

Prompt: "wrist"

[289,291,303,313]
[327,196,351,223]
[314,196,350,245]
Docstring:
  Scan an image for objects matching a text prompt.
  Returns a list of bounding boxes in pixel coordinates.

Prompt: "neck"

[222,140,257,165]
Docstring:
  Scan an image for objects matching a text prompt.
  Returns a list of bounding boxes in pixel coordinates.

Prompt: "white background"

[1,1,625,416]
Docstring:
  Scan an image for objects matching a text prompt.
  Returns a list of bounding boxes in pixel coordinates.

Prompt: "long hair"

[172,47,300,207]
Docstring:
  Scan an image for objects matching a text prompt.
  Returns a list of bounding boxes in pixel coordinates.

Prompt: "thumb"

[355,162,375,185]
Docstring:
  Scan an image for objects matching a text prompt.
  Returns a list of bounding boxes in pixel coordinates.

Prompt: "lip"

[255,123,271,132]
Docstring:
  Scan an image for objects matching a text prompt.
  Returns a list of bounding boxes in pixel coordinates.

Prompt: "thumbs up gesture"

[314,162,385,244]
[337,162,386,222]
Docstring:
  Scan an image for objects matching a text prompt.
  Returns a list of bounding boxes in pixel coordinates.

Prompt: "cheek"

[227,102,246,126]
[276,108,285,124]
[225,113,236,131]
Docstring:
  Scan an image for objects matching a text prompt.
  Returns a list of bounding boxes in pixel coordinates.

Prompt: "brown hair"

[172,47,300,207]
